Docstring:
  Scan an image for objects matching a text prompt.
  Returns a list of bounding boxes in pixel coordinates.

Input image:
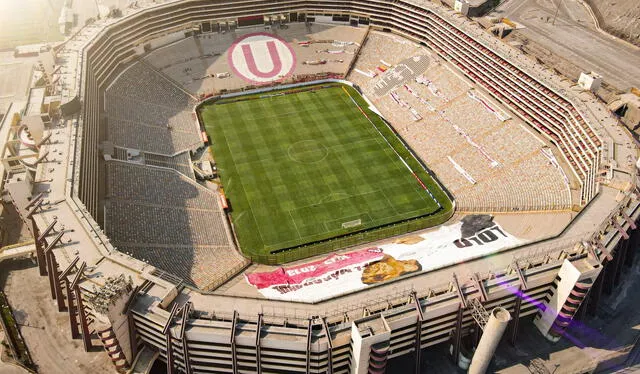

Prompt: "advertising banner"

[245,215,524,302]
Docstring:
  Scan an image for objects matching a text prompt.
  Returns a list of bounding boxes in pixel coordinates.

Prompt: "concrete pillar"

[468,308,512,374]
[127,313,138,362]
[509,291,522,345]
[576,291,590,321]
[535,259,601,340]
[626,229,638,265]
[165,333,175,374]
[350,315,391,374]
[45,251,57,300]
[414,319,422,374]
[65,278,80,339]
[625,238,636,266]
[412,292,424,374]
[30,218,47,276]
[614,240,629,285]
[473,324,482,347]
[257,314,264,374]
[452,307,464,364]
[587,270,605,316]
[604,255,618,295]
[75,284,93,352]
[50,254,65,312]
[182,331,191,374]
[231,311,238,374]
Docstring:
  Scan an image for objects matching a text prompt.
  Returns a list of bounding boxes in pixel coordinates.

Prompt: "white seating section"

[390,4,600,203]
[348,31,572,212]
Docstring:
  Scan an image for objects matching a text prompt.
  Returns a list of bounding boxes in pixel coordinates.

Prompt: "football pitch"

[200,83,452,261]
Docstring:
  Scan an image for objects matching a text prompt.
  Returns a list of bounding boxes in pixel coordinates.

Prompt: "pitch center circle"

[288,140,329,164]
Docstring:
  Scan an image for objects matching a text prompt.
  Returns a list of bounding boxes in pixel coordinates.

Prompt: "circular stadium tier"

[10,0,640,373]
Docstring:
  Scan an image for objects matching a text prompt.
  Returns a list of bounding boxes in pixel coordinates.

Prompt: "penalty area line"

[340,86,440,207]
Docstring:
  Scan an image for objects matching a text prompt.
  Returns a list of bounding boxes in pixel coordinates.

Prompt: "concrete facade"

[3,0,639,373]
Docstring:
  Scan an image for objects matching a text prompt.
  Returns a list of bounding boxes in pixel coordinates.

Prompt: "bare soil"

[586,0,640,47]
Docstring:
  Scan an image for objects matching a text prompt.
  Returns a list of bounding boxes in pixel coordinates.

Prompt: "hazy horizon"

[0,0,66,49]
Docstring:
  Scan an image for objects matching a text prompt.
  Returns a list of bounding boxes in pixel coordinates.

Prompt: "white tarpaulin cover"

[245,215,525,302]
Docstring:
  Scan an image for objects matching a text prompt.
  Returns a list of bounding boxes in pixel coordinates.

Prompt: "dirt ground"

[489,0,640,93]
[587,0,640,47]
[503,32,620,101]
[0,329,30,374]
[0,259,114,374]
[1,203,31,248]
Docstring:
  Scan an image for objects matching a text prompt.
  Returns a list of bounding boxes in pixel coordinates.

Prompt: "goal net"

[341,219,362,228]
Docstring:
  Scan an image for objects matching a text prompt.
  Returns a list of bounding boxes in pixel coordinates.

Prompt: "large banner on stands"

[245,215,525,302]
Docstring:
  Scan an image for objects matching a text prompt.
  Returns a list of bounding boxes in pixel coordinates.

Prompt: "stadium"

[3,0,640,373]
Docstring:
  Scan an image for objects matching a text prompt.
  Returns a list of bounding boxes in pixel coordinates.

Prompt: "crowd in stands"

[352,30,426,71]
[456,152,572,211]
[410,8,599,203]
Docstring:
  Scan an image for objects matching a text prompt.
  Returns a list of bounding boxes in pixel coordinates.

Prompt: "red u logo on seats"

[241,41,283,78]
[229,32,296,84]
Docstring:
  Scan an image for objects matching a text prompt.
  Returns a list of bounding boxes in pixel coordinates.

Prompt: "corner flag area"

[199,83,452,263]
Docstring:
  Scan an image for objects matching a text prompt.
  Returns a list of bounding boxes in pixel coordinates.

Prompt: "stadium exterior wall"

[47,0,636,373]
[128,217,639,374]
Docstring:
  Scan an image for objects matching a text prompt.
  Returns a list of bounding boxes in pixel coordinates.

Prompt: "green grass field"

[200,84,452,262]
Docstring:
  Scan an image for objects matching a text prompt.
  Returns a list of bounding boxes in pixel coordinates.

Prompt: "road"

[490,0,640,91]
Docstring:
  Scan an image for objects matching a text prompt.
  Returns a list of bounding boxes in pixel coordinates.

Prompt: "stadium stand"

[143,151,194,178]
[106,201,226,245]
[144,36,203,72]
[107,61,194,107]
[145,24,366,97]
[349,32,572,212]
[350,30,426,70]
[118,244,246,290]
[104,162,247,289]
[105,62,200,155]
[90,13,365,294]
[74,0,601,224]
[17,1,639,373]
[146,35,214,95]
[410,8,601,203]
[105,162,211,208]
